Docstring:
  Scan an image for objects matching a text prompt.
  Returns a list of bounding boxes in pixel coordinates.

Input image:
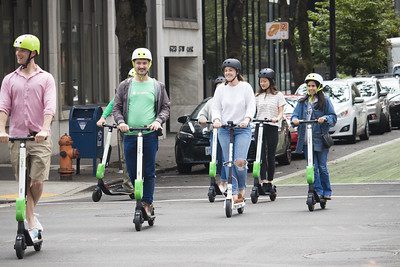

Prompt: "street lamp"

[329,0,336,79]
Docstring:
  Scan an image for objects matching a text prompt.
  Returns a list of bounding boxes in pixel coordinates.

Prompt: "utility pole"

[329,0,337,79]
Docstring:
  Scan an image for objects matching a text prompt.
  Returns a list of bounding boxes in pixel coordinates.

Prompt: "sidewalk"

[0,134,177,204]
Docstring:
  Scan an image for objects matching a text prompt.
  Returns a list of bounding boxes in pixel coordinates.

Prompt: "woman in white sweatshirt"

[212,58,256,203]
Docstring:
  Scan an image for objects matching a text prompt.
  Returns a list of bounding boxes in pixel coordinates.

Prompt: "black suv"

[175,98,292,173]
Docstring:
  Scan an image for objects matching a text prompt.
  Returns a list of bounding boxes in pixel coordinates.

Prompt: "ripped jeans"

[217,127,252,195]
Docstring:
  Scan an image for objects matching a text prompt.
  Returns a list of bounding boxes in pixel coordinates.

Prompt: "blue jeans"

[124,131,158,204]
[304,147,332,197]
[218,127,251,195]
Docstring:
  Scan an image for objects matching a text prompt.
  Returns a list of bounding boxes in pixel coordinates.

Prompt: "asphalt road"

[0,130,399,265]
[0,184,399,266]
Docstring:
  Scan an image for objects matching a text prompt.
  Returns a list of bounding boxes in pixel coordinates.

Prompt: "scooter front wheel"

[225,199,232,218]
[208,186,216,203]
[14,237,25,259]
[133,210,143,231]
[250,187,259,204]
[92,187,102,202]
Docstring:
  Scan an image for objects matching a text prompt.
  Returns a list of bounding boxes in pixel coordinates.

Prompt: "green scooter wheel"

[96,163,105,179]
[252,162,261,178]
[134,179,143,200]
[209,162,217,177]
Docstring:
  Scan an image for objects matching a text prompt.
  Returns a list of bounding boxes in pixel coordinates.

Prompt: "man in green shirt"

[113,48,170,218]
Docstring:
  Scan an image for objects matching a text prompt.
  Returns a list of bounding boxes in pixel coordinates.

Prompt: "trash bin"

[69,105,104,176]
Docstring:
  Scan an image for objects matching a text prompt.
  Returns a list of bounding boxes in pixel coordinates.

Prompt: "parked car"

[379,77,400,128]
[284,94,300,151]
[325,81,369,143]
[380,77,400,128]
[175,97,292,174]
[342,77,391,134]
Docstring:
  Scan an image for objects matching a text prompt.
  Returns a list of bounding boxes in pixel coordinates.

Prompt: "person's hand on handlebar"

[317,116,327,124]
[0,131,9,143]
[198,116,208,127]
[149,120,162,131]
[35,129,48,143]
[213,119,222,128]
[117,122,129,133]
[96,117,106,127]
[292,118,299,126]
[239,117,251,128]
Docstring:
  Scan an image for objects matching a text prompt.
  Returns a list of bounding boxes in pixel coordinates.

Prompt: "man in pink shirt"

[0,34,56,241]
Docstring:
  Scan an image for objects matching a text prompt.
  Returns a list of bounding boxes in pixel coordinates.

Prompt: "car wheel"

[371,112,386,135]
[386,113,392,132]
[359,119,370,141]
[177,163,192,174]
[347,120,357,144]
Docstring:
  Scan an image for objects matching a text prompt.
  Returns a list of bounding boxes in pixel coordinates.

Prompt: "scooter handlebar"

[253,118,273,123]
[9,136,36,142]
[297,119,319,124]
[102,123,118,129]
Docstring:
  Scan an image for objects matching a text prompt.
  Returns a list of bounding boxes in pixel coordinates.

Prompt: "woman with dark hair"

[291,73,337,199]
[254,68,286,194]
[212,58,256,203]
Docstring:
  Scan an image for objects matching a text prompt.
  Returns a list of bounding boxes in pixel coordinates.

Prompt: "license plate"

[205,146,211,155]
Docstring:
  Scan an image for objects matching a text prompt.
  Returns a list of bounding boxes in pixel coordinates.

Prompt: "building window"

[60,0,107,108]
[0,0,47,78]
[165,0,197,21]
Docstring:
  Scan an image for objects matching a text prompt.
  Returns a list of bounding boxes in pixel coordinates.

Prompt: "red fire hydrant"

[58,133,79,180]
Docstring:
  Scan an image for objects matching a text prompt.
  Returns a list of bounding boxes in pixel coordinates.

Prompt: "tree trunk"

[279,0,313,92]
[115,0,147,81]
[226,0,244,60]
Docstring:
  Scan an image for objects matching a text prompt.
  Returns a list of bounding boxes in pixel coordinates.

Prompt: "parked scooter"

[92,124,134,202]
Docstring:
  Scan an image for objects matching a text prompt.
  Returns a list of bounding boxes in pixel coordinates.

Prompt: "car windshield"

[380,79,400,94]
[190,99,208,119]
[284,98,296,114]
[325,83,350,103]
[353,80,376,97]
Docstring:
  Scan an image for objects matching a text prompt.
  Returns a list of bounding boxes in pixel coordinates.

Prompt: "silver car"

[342,77,391,134]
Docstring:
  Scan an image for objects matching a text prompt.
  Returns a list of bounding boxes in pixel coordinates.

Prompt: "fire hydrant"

[58,133,79,180]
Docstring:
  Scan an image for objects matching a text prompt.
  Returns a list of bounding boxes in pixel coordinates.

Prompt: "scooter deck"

[23,229,43,246]
[255,183,277,196]
[97,179,134,196]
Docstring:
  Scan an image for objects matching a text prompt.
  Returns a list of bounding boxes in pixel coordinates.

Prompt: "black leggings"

[255,124,279,181]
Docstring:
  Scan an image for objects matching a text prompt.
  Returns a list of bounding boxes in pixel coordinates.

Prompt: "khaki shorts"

[9,139,52,181]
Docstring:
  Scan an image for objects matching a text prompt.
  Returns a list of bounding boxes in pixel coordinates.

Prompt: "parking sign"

[266,22,289,40]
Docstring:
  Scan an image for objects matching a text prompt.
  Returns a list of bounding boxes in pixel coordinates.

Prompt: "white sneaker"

[29,228,39,242]
[33,214,43,232]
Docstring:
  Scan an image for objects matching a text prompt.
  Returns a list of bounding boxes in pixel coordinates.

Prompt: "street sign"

[266,22,289,40]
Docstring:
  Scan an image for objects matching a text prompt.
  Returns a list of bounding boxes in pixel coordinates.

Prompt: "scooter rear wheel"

[237,207,244,214]
[269,193,277,201]
[225,199,232,218]
[33,241,42,251]
[320,201,326,209]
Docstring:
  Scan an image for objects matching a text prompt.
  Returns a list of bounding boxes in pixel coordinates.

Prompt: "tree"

[279,0,313,91]
[309,0,400,76]
[115,0,147,81]
[226,0,244,60]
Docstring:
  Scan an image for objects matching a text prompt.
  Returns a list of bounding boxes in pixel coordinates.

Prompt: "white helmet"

[305,73,323,85]
[131,48,152,62]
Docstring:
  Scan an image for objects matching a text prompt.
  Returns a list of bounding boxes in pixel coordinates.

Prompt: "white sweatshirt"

[212,81,256,125]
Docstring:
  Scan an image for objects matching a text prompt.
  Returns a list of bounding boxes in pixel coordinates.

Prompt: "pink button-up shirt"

[0,65,56,137]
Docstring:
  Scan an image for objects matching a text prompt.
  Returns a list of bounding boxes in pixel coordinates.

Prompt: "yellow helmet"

[13,34,40,55]
[128,68,136,77]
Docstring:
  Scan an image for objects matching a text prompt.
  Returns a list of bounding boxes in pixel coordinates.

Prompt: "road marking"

[0,192,58,199]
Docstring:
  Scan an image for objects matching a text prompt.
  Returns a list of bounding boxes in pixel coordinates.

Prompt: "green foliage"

[309,0,400,76]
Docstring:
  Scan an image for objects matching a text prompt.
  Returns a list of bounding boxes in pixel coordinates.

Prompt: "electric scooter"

[207,127,225,202]
[10,136,43,259]
[92,124,134,202]
[298,119,327,212]
[250,119,277,204]
[222,121,245,218]
[131,127,157,231]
